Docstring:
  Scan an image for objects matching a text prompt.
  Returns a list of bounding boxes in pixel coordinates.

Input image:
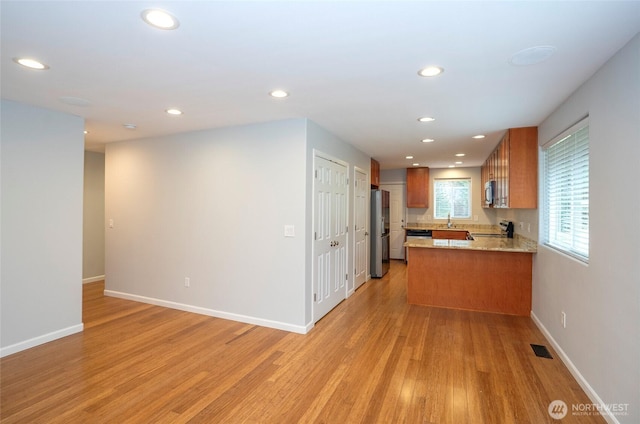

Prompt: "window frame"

[433,178,472,220]
[541,116,590,263]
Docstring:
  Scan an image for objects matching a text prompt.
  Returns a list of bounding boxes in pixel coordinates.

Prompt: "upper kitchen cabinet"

[482,127,538,209]
[406,167,429,208]
[371,158,380,188]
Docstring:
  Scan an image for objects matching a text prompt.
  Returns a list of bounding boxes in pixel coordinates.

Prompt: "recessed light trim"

[418,117,435,122]
[141,9,180,30]
[13,57,49,70]
[455,153,465,157]
[418,66,444,77]
[269,90,289,98]
[59,96,91,107]
[123,123,137,130]
[472,134,485,139]
[405,155,414,159]
[421,138,434,143]
[166,108,183,115]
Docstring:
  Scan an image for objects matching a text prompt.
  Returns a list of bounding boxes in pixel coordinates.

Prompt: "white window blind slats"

[434,179,471,220]
[543,120,589,262]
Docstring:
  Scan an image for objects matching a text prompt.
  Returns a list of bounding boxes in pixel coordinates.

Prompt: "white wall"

[0,100,84,356]
[83,151,105,281]
[105,119,309,332]
[532,34,640,423]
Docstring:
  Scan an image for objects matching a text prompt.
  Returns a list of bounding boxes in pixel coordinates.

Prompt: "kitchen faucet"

[447,213,452,228]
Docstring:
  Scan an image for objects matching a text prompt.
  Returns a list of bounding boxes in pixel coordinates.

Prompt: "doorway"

[354,167,368,290]
[313,154,349,322]
[380,184,406,261]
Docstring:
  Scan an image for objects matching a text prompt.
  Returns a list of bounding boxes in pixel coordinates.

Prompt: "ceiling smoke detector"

[509,46,557,66]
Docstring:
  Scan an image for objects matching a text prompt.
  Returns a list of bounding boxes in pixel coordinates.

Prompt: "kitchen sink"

[470,233,506,238]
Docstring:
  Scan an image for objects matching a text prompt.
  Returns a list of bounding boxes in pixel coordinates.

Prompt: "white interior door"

[354,168,368,289]
[313,155,348,322]
[381,184,406,260]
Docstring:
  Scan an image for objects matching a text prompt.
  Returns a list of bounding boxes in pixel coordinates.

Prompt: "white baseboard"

[104,290,310,335]
[0,324,84,358]
[83,275,105,284]
[531,312,619,424]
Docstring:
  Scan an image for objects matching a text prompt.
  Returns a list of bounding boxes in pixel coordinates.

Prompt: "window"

[542,117,589,262]
[434,178,471,219]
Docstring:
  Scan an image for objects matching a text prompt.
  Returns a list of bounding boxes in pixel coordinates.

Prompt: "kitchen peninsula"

[404,226,536,316]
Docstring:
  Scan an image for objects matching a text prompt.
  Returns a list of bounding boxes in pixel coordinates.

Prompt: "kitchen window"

[542,117,589,262]
[433,178,471,219]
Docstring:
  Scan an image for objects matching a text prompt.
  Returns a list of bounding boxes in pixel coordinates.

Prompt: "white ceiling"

[2,1,639,169]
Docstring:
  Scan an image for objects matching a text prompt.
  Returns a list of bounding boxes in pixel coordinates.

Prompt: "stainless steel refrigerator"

[370,189,390,278]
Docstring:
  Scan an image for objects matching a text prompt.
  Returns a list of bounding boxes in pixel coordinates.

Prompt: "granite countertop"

[404,223,501,234]
[404,235,537,253]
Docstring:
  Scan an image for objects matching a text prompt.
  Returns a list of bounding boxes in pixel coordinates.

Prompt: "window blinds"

[434,179,471,219]
[542,118,589,262]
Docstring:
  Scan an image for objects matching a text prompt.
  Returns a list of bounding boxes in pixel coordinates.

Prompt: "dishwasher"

[405,229,432,263]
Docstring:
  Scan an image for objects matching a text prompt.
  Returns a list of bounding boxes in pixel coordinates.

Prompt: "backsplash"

[496,208,539,241]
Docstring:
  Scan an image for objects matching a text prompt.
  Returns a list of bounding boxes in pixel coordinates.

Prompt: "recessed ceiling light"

[269,90,289,98]
[448,165,456,168]
[13,57,49,70]
[412,163,420,167]
[509,46,556,66]
[123,123,137,130]
[455,153,465,157]
[166,108,183,115]
[84,130,89,134]
[418,117,435,122]
[421,138,435,143]
[141,9,180,30]
[405,155,414,159]
[455,161,463,165]
[472,135,485,139]
[418,66,444,77]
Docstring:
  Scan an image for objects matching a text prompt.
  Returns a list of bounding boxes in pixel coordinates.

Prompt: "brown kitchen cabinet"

[431,230,469,240]
[406,167,429,208]
[481,127,537,208]
[371,158,380,188]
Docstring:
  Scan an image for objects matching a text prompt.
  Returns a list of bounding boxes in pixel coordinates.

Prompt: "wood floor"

[1,261,604,423]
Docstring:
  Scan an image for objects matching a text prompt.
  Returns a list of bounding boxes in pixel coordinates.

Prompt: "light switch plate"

[284,225,295,237]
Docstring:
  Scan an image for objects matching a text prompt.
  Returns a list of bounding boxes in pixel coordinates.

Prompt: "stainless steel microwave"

[485,180,495,205]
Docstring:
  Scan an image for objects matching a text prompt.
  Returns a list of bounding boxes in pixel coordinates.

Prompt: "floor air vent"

[530,344,553,359]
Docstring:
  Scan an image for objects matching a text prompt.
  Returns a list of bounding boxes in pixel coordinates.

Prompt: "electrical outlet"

[519,222,524,230]
[527,223,531,233]
[184,277,190,288]
[561,311,566,328]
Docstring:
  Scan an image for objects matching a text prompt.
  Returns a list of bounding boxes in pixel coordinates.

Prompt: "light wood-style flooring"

[1,261,604,423]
